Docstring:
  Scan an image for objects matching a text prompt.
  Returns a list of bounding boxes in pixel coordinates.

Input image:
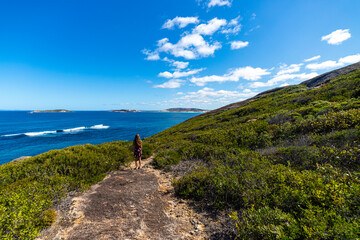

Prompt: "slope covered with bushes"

[148,69,360,239]
[0,141,153,239]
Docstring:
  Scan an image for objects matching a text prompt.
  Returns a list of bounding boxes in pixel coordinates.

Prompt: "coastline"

[0,111,201,165]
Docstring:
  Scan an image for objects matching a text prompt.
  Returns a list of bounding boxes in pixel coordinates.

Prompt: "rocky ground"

[37,157,214,240]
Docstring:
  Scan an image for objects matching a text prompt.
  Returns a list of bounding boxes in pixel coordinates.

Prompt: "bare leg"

[139,157,142,168]
[135,159,138,169]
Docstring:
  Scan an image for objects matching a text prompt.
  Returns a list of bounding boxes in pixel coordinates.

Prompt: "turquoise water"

[0,111,200,164]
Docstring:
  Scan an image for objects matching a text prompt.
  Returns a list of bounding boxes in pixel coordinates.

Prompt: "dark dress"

[134,147,142,158]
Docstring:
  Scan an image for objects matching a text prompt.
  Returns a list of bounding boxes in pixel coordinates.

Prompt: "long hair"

[133,134,142,148]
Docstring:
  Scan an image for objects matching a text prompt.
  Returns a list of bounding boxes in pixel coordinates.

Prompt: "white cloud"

[229,16,240,26]
[243,89,252,93]
[151,87,259,108]
[250,72,319,88]
[173,61,189,69]
[190,66,271,86]
[157,71,173,78]
[142,49,160,61]
[154,79,185,88]
[306,60,343,70]
[162,17,199,29]
[175,87,256,105]
[338,54,360,64]
[208,0,231,8]
[321,29,351,45]
[157,34,221,59]
[277,63,303,75]
[304,55,321,62]
[158,68,205,78]
[163,57,189,69]
[306,54,360,70]
[221,16,241,35]
[280,83,290,87]
[230,41,249,50]
[193,18,227,36]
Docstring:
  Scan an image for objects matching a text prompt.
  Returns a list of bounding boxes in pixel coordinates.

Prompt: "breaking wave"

[1,124,110,138]
[89,124,110,129]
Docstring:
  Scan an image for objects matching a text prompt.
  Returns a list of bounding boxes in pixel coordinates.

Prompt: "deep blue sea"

[0,111,200,165]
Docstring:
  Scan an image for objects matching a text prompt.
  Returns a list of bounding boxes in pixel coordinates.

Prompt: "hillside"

[148,66,360,239]
[204,62,360,115]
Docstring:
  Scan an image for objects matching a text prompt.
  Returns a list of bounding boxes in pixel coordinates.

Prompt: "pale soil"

[37,157,208,240]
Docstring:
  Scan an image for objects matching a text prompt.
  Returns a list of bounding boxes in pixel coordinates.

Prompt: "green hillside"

[0,141,153,239]
[148,69,360,239]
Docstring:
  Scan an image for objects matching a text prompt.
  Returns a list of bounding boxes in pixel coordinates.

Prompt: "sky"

[0,0,359,110]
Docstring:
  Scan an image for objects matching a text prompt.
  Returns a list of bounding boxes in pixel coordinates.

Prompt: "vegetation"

[0,141,153,239]
[1,68,360,239]
[148,70,360,239]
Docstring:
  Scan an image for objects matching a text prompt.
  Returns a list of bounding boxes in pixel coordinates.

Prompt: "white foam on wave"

[90,124,110,129]
[1,133,23,137]
[63,127,86,132]
[24,130,57,137]
[2,124,110,138]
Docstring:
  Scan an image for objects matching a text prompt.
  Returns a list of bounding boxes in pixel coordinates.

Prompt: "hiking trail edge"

[37,156,207,240]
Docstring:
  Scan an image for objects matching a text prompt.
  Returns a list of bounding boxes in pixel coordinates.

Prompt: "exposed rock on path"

[38,157,206,240]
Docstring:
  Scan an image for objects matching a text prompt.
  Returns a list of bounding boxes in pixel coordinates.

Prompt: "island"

[161,108,208,113]
[110,109,140,113]
[30,109,72,113]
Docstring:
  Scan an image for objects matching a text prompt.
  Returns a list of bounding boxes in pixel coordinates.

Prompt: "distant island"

[110,108,207,113]
[30,109,72,113]
[110,109,140,113]
[162,108,207,113]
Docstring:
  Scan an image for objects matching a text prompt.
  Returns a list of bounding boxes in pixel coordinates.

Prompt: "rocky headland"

[30,109,72,113]
[110,109,140,113]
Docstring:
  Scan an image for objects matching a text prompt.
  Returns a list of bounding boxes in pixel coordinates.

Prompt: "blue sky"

[0,0,359,110]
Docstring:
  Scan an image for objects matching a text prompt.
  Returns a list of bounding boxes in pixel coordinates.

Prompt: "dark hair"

[133,134,142,148]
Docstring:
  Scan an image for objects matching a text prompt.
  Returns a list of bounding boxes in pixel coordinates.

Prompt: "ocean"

[0,111,200,165]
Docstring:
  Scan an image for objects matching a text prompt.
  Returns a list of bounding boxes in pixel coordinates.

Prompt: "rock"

[246,119,257,123]
[10,156,31,163]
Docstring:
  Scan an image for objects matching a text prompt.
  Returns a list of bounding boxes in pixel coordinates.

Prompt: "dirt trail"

[38,157,207,240]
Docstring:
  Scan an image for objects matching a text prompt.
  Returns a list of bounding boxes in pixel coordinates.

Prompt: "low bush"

[152,150,181,169]
[0,140,147,239]
[230,207,299,240]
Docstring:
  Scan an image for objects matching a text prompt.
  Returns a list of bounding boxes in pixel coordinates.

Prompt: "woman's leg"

[135,158,138,169]
[139,157,142,168]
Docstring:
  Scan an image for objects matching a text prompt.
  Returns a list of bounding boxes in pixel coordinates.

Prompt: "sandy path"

[38,157,207,240]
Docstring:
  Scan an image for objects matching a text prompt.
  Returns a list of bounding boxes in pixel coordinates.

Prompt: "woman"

[133,134,142,169]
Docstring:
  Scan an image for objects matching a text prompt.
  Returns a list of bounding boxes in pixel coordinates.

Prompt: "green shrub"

[147,71,360,238]
[0,140,141,239]
[152,150,181,169]
[38,209,57,228]
[264,146,320,170]
[230,207,299,240]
